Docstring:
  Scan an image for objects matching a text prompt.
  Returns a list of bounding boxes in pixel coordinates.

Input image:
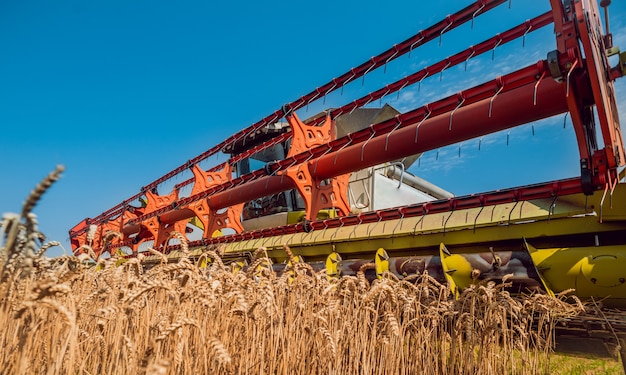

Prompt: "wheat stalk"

[21,165,64,219]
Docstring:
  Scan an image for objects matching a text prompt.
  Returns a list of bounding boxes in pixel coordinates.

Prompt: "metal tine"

[241,121,265,148]
[217,173,237,192]
[408,32,425,59]
[506,131,510,146]
[415,106,431,143]
[234,133,246,149]
[412,208,428,235]
[281,103,292,118]
[280,103,296,123]
[313,143,334,174]
[396,80,409,100]
[563,112,569,128]
[379,88,391,106]
[488,78,504,117]
[323,82,337,105]
[314,219,330,243]
[286,232,298,252]
[391,210,405,243]
[418,71,429,92]
[471,2,486,29]
[271,234,282,250]
[329,218,345,243]
[440,59,451,81]
[449,94,465,130]
[385,115,403,151]
[348,103,358,115]
[473,205,485,233]
[442,210,454,235]
[351,93,375,115]
[533,70,546,105]
[303,148,317,165]
[491,35,502,60]
[361,127,377,161]
[367,213,384,242]
[302,221,317,246]
[306,89,321,112]
[300,225,311,249]
[341,70,357,95]
[547,195,558,223]
[264,172,273,190]
[333,133,353,165]
[522,21,532,47]
[600,180,609,223]
[279,156,301,184]
[566,59,579,97]
[349,215,363,241]
[235,236,245,254]
[384,46,399,74]
[362,60,377,86]
[517,200,526,220]
[439,16,453,46]
[464,47,476,71]
[610,171,618,209]
[250,235,262,253]
[600,172,617,221]
[507,200,519,225]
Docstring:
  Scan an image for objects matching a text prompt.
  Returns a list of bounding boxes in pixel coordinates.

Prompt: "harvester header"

[70,0,626,310]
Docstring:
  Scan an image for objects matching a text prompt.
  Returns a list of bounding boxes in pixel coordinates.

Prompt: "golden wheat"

[0,167,599,374]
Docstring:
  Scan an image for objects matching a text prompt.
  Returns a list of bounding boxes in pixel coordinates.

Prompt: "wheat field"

[0,166,617,374]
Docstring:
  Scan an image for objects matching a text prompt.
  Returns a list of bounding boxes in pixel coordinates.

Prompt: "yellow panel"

[531,245,626,305]
[439,243,475,299]
[375,248,389,279]
[325,252,342,278]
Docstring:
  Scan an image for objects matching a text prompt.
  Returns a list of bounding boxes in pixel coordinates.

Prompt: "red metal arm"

[550,0,625,193]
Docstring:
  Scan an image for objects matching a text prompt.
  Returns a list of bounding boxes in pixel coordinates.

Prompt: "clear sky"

[1,0,625,257]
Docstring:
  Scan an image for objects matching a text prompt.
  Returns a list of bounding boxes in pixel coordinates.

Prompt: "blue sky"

[1,0,625,257]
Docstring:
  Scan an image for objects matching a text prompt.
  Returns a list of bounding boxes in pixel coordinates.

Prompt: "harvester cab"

[231,105,451,232]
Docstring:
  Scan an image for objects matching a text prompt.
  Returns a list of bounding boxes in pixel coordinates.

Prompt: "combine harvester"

[71,0,626,356]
